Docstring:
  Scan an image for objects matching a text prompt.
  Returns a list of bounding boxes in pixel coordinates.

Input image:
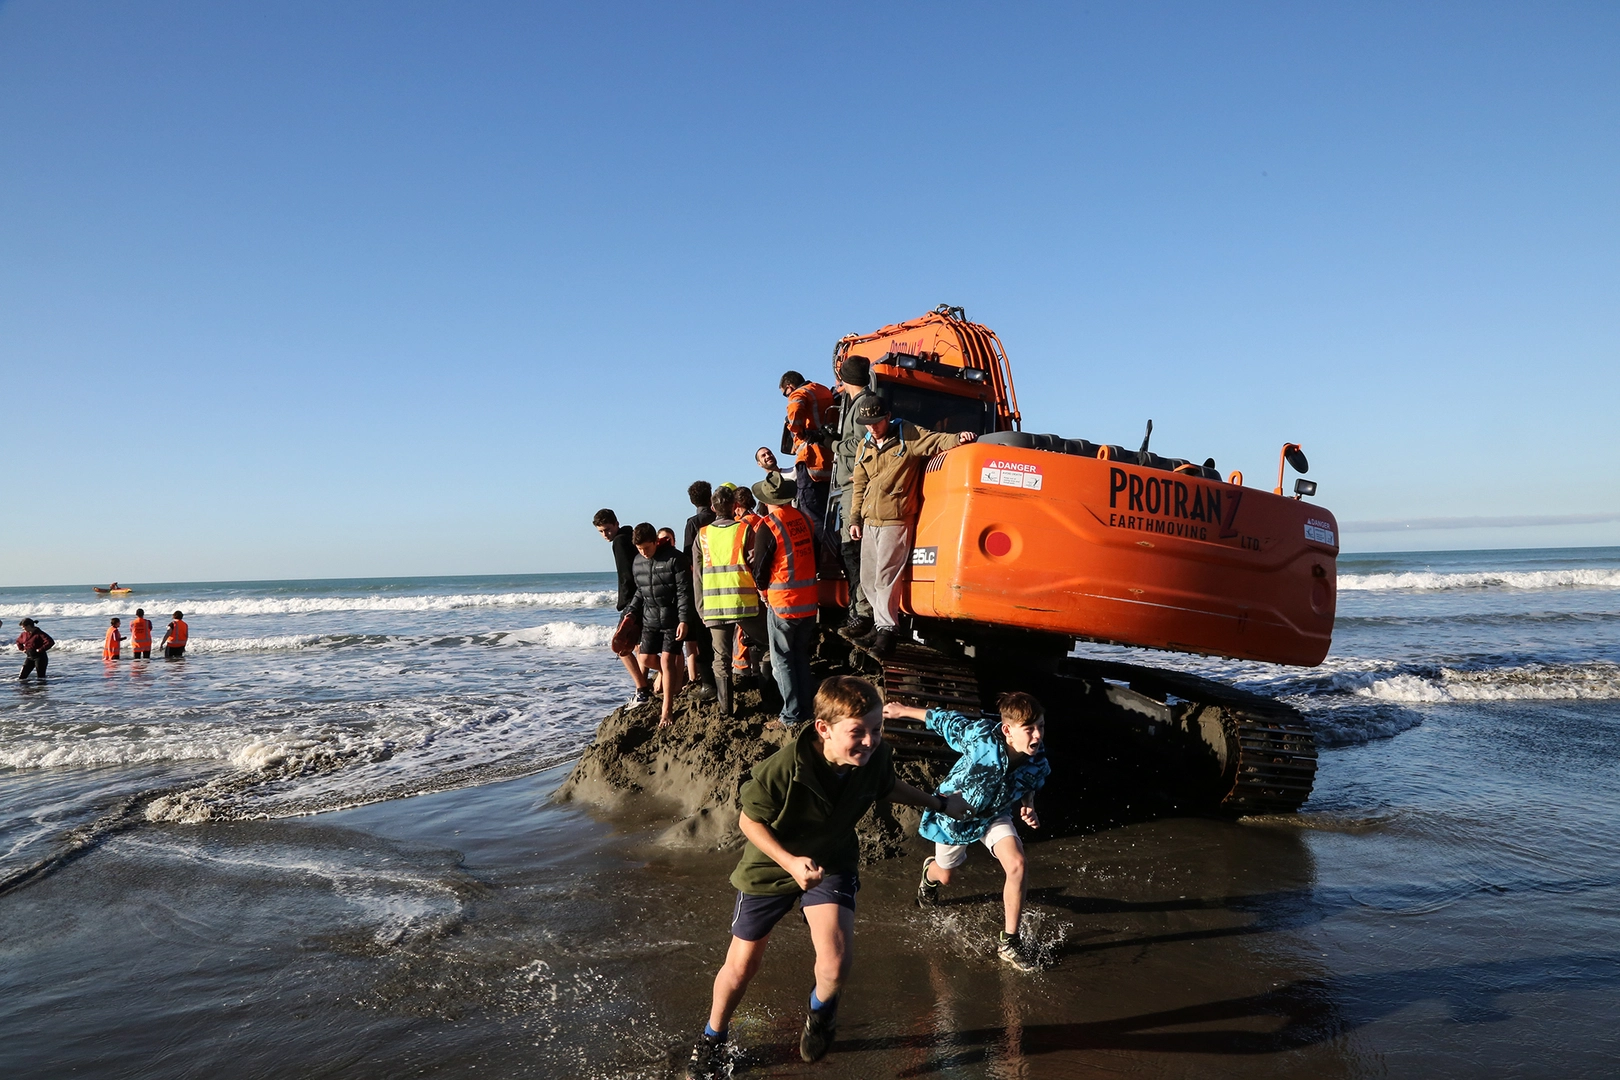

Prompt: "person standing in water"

[103,618,123,661]
[162,611,188,659]
[129,609,152,659]
[15,618,54,680]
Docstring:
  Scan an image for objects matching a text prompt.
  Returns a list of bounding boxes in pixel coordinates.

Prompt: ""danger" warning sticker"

[980,460,1043,491]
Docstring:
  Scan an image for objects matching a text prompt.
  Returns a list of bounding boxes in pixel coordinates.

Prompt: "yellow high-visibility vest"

[697,520,760,621]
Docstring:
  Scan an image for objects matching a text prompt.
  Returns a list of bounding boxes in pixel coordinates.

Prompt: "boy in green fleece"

[686,675,968,1078]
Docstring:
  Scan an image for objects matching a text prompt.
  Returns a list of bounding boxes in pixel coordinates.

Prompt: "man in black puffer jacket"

[626,522,696,727]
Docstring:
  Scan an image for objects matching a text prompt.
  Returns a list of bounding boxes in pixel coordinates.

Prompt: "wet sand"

[5,692,1620,1079]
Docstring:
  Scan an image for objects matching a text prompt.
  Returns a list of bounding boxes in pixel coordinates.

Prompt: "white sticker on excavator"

[981,460,1043,491]
[1304,520,1336,545]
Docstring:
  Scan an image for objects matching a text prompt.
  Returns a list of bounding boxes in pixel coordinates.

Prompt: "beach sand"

[6,729,1617,1078]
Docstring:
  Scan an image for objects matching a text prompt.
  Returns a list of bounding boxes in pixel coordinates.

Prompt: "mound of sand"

[554,668,949,862]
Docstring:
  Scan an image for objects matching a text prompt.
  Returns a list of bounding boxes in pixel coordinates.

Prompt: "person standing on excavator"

[848,399,976,657]
[779,371,835,545]
[748,472,819,728]
[694,486,768,719]
[827,356,875,643]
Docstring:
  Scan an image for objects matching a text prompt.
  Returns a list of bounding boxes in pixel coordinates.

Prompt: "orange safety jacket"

[165,619,189,648]
[761,505,819,619]
[786,382,835,482]
[130,618,152,650]
[103,626,121,660]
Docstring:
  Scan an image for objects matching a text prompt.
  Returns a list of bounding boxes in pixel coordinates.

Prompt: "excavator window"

[875,382,995,435]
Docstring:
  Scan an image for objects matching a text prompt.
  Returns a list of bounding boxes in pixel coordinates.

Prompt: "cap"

[853,395,891,425]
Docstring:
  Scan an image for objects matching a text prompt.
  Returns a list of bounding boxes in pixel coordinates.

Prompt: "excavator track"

[868,641,1316,814]
[870,643,980,763]
[1056,656,1318,815]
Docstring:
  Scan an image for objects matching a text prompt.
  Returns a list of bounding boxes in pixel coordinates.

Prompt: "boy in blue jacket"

[883,691,1050,971]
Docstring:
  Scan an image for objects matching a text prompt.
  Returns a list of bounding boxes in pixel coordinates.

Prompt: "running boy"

[885,691,1051,972]
[687,675,967,1078]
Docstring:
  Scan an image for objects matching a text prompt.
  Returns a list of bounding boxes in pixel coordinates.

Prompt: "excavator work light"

[1294,479,1317,497]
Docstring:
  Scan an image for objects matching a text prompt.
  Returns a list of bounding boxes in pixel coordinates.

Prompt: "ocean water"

[2,548,1619,1077]
[0,573,626,879]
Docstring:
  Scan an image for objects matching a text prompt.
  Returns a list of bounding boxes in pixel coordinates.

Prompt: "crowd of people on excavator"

[591,352,976,730]
[588,353,1055,1075]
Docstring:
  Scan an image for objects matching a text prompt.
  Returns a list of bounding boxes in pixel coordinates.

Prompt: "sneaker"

[686,1032,726,1079]
[799,1002,837,1063]
[837,616,874,643]
[916,856,940,907]
[628,687,653,709]
[998,930,1040,972]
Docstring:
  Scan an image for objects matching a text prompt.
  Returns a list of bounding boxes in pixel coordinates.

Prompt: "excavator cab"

[869,355,999,436]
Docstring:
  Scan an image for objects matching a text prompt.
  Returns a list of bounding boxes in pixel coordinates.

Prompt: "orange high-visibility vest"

[786,382,835,481]
[130,618,151,650]
[761,505,818,619]
[103,626,121,660]
[166,620,189,648]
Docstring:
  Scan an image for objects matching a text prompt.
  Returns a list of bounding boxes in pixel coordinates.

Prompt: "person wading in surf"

[162,611,188,659]
[129,608,153,660]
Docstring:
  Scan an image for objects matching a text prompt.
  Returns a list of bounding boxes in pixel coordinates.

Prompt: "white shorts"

[932,816,1020,870]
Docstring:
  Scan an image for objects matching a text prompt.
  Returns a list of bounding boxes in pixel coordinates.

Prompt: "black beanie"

[841,355,871,386]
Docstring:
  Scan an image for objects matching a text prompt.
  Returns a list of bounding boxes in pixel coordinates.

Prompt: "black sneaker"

[686,1032,726,1079]
[916,856,940,907]
[799,1001,838,1062]
[998,930,1040,972]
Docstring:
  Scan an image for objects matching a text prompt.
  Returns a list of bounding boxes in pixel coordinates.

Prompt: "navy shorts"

[729,871,859,942]
[639,626,680,655]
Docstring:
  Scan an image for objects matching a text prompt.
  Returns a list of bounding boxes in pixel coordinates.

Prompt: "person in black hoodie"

[627,522,696,727]
[595,508,652,707]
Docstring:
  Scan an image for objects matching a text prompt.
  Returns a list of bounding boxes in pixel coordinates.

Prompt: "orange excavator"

[829,306,1337,815]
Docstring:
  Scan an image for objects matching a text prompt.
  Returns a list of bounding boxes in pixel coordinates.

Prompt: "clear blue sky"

[3,2,1617,586]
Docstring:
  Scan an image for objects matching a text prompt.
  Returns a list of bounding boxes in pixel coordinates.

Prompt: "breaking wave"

[0,589,616,620]
[42,622,614,656]
[1342,661,1620,704]
[1338,569,1620,592]
[501,623,614,648]
[51,635,325,656]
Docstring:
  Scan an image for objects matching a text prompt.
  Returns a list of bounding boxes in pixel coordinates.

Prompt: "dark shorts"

[638,626,679,655]
[164,646,186,659]
[729,870,859,942]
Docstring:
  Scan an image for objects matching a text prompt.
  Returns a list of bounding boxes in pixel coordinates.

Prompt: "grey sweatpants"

[859,523,911,630]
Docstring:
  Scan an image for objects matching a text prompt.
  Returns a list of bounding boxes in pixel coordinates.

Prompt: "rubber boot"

[717,674,733,718]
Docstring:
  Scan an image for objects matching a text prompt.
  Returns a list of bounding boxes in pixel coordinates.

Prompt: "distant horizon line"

[3,542,1618,591]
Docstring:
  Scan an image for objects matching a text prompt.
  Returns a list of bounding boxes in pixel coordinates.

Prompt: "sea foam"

[0,589,616,620]
[1338,568,1620,592]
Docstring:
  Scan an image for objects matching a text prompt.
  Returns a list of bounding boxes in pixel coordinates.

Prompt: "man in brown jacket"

[847,398,976,656]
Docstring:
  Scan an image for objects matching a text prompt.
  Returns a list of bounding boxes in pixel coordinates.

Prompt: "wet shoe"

[628,687,653,709]
[695,679,718,703]
[686,1032,727,1079]
[916,856,940,907]
[998,930,1040,972]
[799,1002,838,1062]
[837,616,874,643]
